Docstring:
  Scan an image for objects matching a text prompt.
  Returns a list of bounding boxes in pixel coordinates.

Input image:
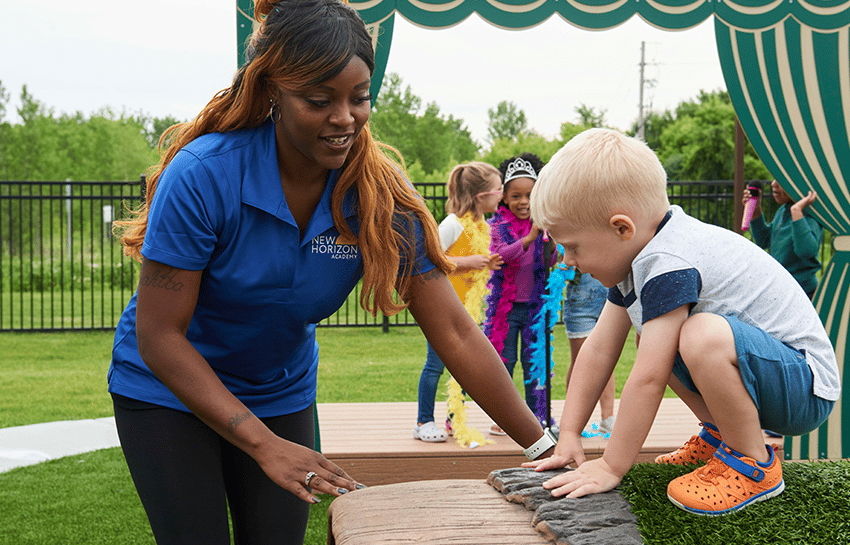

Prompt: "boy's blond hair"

[531,128,669,231]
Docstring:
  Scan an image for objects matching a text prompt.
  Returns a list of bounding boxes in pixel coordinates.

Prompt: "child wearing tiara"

[484,153,558,434]
[413,161,504,442]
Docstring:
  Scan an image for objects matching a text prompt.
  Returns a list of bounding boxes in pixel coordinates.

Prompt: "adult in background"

[109,1,550,543]
[744,180,824,299]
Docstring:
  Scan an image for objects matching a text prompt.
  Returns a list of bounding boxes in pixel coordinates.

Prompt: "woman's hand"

[540,457,621,498]
[253,436,364,503]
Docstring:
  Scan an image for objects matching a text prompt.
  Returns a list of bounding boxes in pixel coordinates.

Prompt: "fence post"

[382,314,389,333]
[65,180,72,258]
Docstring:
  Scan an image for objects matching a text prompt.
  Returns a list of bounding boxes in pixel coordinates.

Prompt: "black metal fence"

[0,178,825,332]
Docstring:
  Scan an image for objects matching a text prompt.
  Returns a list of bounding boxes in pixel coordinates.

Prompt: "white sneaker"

[581,416,616,438]
[596,416,616,435]
[413,421,447,443]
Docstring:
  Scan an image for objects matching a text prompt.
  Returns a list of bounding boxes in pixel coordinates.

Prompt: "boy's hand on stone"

[541,457,621,498]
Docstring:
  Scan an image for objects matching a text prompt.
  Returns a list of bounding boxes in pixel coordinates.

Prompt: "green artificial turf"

[619,461,850,544]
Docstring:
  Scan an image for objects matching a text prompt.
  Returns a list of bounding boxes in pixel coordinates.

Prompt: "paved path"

[0,417,120,473]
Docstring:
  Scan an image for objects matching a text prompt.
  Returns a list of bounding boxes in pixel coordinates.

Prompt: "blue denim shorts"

[671,315,834,437]
[563,272,608,339]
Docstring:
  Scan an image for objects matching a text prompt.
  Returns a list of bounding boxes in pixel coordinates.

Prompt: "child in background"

[525,128,838,516]
[413,161,504,442]
[562,268,617,438]
[484,153,557,434]
[744,180,823,299]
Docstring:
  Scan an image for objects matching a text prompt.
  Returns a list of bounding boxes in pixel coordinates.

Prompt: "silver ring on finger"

[305,471,318,487]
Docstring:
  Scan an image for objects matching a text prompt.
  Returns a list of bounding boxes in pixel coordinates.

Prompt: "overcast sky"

[2,0,728,146]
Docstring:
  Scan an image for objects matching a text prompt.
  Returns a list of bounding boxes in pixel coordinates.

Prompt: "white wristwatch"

[523,428,557,460]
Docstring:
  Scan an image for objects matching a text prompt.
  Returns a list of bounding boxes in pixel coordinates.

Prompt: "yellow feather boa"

[455,212,492,324]
[446,378,493,448]
[446,212,494,448]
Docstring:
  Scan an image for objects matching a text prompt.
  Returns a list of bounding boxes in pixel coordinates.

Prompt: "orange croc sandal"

[655,422,722,465]
[667,442,784,516]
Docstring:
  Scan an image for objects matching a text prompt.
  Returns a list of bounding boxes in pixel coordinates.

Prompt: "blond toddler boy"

[524,128,839,515]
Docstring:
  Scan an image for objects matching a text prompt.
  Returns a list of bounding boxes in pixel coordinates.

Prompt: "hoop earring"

[271,104,281,123]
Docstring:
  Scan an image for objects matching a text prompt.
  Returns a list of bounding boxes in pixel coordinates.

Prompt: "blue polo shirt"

[109,119,435,417]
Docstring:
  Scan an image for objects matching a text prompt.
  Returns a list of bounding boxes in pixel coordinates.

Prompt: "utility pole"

[638,41,646,141]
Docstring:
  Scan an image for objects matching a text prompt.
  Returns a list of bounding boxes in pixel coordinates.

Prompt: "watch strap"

[523,428,557,460]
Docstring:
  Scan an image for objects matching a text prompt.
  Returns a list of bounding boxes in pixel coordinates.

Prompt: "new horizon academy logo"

[310,235,359,260]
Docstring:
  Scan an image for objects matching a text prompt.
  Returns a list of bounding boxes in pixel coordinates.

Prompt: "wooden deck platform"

[316,398,783,486]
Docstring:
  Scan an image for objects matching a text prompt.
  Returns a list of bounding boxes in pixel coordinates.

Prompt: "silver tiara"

[504,158,538,183]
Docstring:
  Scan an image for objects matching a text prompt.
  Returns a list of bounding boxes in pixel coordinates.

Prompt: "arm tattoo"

[227,410,253,432]
[139,266,185,292]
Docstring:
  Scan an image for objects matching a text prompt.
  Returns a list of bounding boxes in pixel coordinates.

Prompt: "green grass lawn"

[0,325,644,429]
[1,328,846,545]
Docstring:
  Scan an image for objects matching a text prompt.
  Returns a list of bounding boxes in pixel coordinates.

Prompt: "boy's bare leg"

[678,313,768,463]
[666,373,712,424]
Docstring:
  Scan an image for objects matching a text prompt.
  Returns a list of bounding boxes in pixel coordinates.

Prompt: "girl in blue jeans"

[414,161,503,442]
[563,269,617,436]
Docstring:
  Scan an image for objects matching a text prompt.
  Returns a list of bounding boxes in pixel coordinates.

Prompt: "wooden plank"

[317,399,783,486]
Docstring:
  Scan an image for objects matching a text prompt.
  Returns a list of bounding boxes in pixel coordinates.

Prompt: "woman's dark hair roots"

[247,0,375,97]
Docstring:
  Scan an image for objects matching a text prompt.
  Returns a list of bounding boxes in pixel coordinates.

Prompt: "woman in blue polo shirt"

[108,1,553,543]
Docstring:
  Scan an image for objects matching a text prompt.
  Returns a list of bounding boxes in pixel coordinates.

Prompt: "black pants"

[112,393,314,545]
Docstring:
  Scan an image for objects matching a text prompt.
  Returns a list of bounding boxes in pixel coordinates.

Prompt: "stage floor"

[317,398,783,486]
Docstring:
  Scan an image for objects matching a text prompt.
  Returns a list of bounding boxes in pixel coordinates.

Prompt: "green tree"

[627,109,675,151]
[559,120,600,145]
[0,80,11,179]
[0,87,158,182]
[370,73,478,174]
[575,104,606,128]
[480,132,562,167]
[57,108,158,181]
[657,90,769,181]
[130,112,185,150]
[486,101,528,143]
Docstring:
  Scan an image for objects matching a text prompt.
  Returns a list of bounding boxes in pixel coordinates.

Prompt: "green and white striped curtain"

[238,0,850,458]
[714,6,850,460]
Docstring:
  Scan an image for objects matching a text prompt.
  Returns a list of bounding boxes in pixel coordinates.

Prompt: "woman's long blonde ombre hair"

[114,0,451,316]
